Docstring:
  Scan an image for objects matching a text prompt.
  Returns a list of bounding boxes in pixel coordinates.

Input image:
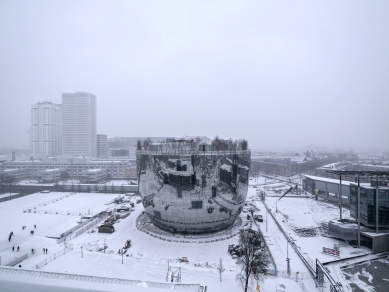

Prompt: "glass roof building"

[350,184,389,228]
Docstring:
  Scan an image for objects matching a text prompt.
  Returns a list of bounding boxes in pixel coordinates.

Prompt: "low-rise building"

[0,169,27,181]
[0,156,129,179]
[40,168,61,183]
[83,169,106,183]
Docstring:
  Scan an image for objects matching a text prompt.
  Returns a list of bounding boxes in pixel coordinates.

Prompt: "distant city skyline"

[1,1,388,150]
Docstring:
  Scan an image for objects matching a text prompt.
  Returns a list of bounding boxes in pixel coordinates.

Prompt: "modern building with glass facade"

[350,184,389,228]
[137,144,251,234]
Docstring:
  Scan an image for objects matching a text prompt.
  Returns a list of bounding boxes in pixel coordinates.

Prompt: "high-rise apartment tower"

[97,134,108,158]
[62,92,96,157]
[30,101,62,156]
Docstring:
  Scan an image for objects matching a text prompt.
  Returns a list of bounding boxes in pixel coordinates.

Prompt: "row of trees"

[136,136,249,151]
[211,136,248,151]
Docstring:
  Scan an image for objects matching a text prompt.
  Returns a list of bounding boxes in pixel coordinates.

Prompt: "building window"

[191,201,203,209]
[154,211,161,220]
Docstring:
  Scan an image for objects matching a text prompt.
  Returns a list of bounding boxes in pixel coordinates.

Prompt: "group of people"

[11,246,48,254]
[9,224,42,255]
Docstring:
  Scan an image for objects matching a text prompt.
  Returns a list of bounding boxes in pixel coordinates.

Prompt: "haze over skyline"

[1,1,388,151]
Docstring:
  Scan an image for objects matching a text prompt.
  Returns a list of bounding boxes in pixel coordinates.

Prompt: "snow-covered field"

[0,174,385,291]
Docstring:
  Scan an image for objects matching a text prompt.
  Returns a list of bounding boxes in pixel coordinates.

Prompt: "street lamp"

[120,249,124,264]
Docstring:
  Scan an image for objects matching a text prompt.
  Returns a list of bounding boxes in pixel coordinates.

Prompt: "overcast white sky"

[0,0,388,151]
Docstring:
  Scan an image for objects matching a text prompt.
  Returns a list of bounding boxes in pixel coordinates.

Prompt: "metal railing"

[262,201,317,278]
[57,215,108,243]
[268,269,311,291]
[35,244,73,269]
[25,193,75,210]
[0,266,203,291]
[2,184,139,195]
[24,209,96,216]
[136,149,251,156]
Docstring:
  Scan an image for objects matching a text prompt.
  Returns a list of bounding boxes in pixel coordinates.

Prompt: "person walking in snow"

[31,248,34,254]
[12,246,14,251]
[34,224,36,229]
[46,248,48,254]
[17,246,20,252]
[43,248,45,253]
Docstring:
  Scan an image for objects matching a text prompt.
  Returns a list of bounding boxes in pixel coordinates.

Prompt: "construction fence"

[57,215,108,244]
[36,244,73,269]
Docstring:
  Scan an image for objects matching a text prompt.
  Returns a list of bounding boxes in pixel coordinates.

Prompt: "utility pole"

[81,246,83,258]
[121,249,124,264]
[286,241,291,276]
[276,197,278,213]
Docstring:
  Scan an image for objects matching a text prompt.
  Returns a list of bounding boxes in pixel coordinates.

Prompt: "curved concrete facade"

[137,150,251,234]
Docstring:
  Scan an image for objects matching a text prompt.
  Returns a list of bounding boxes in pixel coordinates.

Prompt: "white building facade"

[97,134,108,158]
[62,92,97,158]
[30,101,62,156]
[0,157,129,179]
[40,168,61,183]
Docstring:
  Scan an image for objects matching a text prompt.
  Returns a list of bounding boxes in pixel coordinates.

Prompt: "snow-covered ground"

[0,188,308,291]
[101,180,137,186]
[1,174,385,291]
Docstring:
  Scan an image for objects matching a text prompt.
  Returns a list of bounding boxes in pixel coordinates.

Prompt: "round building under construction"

[136,139,251,234]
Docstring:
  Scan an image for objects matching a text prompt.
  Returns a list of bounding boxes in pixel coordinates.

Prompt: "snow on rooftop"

[220,164,231,172]
[304,175,354,186]
[87,169,102,173]
[44,168,60,172]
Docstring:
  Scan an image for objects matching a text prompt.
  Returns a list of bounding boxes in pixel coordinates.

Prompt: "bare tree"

[212,136,221,152]
[60,170,70,183]
[217,257,225,282]
[236,229,269,292]
[136,139,142,150]
[143,138,152,151]
[239,139,248,150]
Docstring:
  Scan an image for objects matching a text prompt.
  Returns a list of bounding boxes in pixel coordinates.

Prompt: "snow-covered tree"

[236,229,269,292]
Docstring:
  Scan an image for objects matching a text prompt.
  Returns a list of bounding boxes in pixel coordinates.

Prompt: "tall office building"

[30,101,62,156]
[97,134,108,158]
[62,92,96,157]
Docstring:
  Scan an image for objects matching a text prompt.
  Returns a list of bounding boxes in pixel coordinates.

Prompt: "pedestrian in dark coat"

[43,248,45,253]
[17,246,20,251]
[12,246,14,251]
[46,248,48,254]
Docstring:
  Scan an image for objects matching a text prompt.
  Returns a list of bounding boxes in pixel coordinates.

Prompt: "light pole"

[120,249,124,264]
[286,241,291,276]
[81,246,83,258]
